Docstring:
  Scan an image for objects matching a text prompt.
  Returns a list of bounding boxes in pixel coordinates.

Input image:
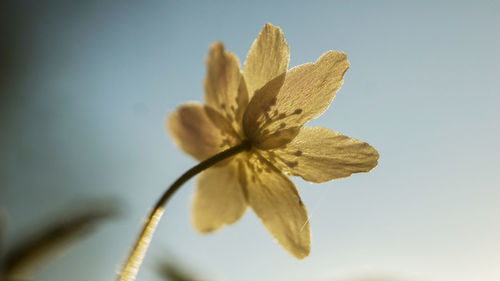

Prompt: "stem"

[117,140,251,281]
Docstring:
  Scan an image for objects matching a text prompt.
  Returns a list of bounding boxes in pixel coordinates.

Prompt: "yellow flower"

[168,23,379,259]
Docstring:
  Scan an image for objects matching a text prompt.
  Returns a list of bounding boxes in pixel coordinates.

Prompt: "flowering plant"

[118,23,379,281]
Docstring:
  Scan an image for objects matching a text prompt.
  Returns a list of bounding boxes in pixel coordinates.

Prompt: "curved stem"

[117,140,251,281]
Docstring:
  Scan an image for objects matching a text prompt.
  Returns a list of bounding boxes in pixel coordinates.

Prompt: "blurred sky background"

[1,1,499,281]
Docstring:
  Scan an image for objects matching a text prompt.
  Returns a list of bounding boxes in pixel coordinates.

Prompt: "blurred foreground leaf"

[0,209,6,259]
[333,275,409,281]
[346,279,400,281]
[1,201,118,281]
[157,260,206,281]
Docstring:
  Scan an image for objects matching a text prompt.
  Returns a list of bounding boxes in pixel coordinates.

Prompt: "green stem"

[117,140,251,281]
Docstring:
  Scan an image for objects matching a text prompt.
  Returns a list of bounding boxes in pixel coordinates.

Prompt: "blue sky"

[1,1,499,281]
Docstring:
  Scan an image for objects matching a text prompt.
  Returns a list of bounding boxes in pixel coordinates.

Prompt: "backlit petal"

[243,23,290,100]
[167,103,239,161]
[193,163,247,233]
[264,127,379,183]
[204,42,248,130]
[241,153,310,259]
[243,51,349,150]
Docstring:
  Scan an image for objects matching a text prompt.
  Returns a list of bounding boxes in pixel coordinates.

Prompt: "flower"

[168,23,379,259]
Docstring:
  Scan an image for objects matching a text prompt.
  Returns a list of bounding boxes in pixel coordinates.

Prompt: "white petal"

[167,103,239,161]
[204,42,248,131]
[265,127,379,183]
[243,23,289,100]
[243,51,349,149]
[241,153,310,259]
[193,163,247,232]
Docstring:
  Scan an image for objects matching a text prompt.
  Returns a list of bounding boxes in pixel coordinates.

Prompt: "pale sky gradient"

[1,1,499,281]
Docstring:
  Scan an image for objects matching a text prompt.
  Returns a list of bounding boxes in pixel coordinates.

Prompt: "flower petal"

[241,153,310,259]
[204,42,248,129]
[243,23,290,100]
[243,51,350,150]
[193,163,247,233]
[167,103,239,161]
[264,127,379,183]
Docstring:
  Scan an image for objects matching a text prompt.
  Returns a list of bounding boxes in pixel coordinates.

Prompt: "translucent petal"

[204,42,248,130]
[193,163,247,233]
[241,153,310,259]
[167,103,239,161]
[264,127,379,183]
[243,51,350,149]
[243,23,289,100]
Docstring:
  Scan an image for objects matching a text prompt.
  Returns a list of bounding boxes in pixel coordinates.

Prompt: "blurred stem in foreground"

[117,141,251,281]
